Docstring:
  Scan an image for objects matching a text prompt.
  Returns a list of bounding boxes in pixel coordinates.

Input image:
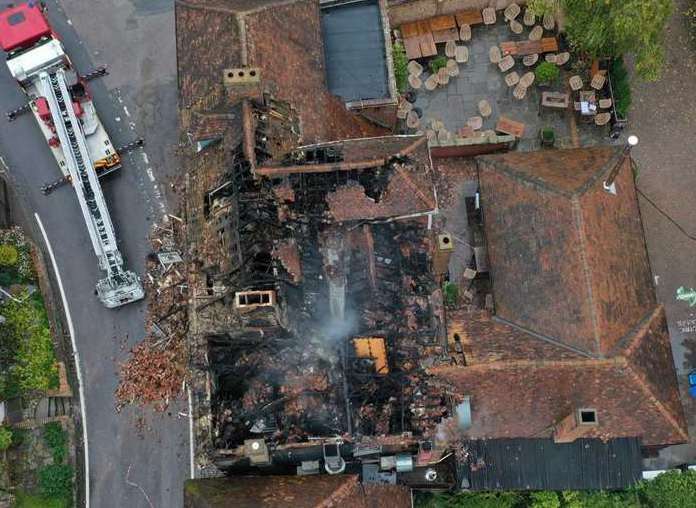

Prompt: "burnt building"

[175,0,686,497]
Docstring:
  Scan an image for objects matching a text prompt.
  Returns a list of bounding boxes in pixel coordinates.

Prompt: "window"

[578,408,598,425]
[7,12,26,26]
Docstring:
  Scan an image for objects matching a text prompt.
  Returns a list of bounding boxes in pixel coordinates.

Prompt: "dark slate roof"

[464,438,643,491]
[321,0,390,102]
[477,147,656,356]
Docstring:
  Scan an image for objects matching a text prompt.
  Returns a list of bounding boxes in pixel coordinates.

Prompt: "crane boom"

[0,2,144,308]
[35,69,143,307]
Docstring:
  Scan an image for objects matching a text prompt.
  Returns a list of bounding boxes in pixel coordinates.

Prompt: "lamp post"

[603,135,638,193]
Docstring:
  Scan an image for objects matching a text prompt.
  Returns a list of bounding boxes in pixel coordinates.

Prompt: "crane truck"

[0,1,144,308]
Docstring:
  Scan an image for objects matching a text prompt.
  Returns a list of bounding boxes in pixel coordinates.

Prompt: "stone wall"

[388,0,527,27]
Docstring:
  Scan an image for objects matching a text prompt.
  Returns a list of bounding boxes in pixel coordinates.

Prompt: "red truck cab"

[0,2,51,53]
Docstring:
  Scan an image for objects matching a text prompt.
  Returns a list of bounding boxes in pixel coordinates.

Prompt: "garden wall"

[387,0,527,27]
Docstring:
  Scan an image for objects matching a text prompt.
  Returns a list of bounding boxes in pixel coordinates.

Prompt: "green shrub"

[636,469,696,508]
[535,61,560,84]
[0,244,18,266]
[0,426,12,450]
[429,55,448,74]
[38,464,73,499]
[15,491,69,508]
[393,42,409,94]
[610,57,631,118]
[43,422,67,463]
[530,491,560,508]
[0,293,59,394]
[416,491,521,508]
[527,0,558,17]
[442,282,459,307]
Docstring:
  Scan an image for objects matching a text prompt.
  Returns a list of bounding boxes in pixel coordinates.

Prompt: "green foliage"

[0,244,18,267]
[429,55,448,74]
[416,491,521,508]
[15,491,69,508]
[529,491,560,508]
[0,292,58,397]
[443,282,459,307]
[43,422,67,463]
[635,470,696,508]
[0,227,34,284]
[610,58,632,118]
[0,426,12,450]
[535,61,560,84]
[38,464,73,500]
[528,0,558,17]
[393,42,409,94]
[562,0,672,81]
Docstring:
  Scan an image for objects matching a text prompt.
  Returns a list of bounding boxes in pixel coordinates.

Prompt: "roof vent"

[438,233,454,251]
[578,408,598,425]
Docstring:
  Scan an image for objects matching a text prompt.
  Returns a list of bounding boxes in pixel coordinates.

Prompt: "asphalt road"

[0,0,189,506]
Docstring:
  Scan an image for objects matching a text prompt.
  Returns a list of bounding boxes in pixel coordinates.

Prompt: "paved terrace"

[410,14,608,150]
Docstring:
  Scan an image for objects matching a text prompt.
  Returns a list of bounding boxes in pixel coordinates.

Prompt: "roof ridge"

[571,196,602,354]
[428,357,624,375]
[613,305,664,357]
[574,146,624,196]
[624,363,689,443]
[492,315,596,358]
[478,156,573,198]
[175,0,243,15]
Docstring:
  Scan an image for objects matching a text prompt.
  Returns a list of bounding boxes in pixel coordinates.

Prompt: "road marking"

[141,153,149,165]
[123,106,130,118]
[35,213,90,508]
[187,386,195,479]
[146,167,155,182]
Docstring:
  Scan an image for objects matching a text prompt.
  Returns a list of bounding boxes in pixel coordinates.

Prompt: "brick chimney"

[553,408,598,443]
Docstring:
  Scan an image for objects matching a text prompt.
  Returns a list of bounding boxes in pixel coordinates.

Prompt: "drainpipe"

[603,135,638,194]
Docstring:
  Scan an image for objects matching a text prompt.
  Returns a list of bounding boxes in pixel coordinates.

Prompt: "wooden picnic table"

[496,116,525,137]
[433,28,459,43]
[429,15,457,31]
[541,91,570,109]
[455,9,484,26]
[500,37,558,56]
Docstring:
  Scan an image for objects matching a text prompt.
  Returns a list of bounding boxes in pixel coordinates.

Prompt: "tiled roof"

[477,147,655,356]
[431,307,687,446]
[183,475,411,508]
[429,148,687,448]
[176,0,387,151]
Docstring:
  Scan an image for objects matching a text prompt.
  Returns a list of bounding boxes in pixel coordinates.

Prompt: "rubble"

[115,220,190,411]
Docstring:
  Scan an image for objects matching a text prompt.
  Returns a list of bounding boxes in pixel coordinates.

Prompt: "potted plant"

[539,127,555,147]
[534,61,560,86]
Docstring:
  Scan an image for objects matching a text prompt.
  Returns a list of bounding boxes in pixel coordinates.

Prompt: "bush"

[0,293,59,395]
[530,491,560,508]
[610,57,631,118]
[535,61,560,84]
[393,41,409,94]
[0,244,18,267]
[527,0,558,17]
[0,426,12,450]
[636,470,696,508]
[38,464,73,499]
[417,491,521,508]
[429,55,448,74]
[43,422,67,463]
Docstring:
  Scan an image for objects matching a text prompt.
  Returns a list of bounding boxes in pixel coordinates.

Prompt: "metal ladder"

[38,69,143,306]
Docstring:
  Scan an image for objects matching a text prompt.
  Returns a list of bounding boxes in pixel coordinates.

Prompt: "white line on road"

[35,213,90,508]
[187,386,195,479]
[123,106,130,118]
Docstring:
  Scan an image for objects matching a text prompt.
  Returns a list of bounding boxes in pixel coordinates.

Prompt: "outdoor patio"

[397,6,614,151]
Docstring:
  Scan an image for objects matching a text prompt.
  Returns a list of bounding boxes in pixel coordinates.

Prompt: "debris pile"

[116,218,189,411]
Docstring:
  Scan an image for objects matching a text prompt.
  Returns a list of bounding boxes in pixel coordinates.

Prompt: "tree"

[0,426,12,451]
[636,470,696,508]
[0,244,18,267]
[562,0,673,81]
